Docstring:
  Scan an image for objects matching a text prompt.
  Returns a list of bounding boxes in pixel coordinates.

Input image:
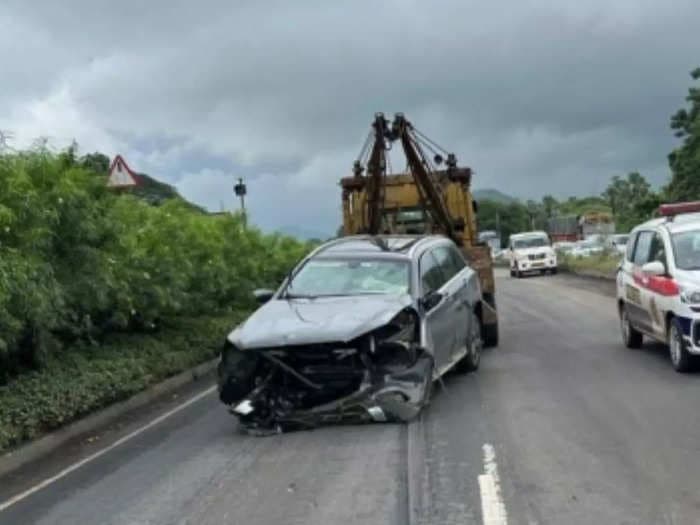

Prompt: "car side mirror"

[420,290,443,311]
[641,261,665,277]
[253,288,275,303]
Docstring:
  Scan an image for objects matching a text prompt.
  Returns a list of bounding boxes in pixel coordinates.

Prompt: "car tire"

[483,321,499,348]
[516,268,522,278]
[456,312,482,373]
[550,268,558,275]
[620,304,642,349]
[510,267,516,277]
[669,318,694,373]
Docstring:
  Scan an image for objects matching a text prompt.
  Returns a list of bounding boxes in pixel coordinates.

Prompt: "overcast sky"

[2,1,698,236]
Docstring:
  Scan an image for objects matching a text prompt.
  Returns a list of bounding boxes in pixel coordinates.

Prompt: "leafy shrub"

[0,148,313,381]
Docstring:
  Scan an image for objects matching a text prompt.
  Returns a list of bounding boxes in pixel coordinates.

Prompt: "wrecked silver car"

[217,235,484,435]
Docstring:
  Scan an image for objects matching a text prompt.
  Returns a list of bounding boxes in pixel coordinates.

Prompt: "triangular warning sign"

[107,155,139,188]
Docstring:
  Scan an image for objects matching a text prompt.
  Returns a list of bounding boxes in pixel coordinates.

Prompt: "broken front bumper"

[217,342,433,436]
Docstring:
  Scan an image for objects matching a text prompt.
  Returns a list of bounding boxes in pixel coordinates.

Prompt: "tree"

[602,172,654,232]
[79,152,110,174]
[667,67,700,201]
[542,195,558,218]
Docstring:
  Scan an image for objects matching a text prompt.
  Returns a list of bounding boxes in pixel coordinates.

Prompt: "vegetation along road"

[3,269,700,524]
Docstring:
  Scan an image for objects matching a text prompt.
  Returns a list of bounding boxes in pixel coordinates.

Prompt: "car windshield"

[513,236,548,249]
[284,258,410,297]
[672,230,700,270]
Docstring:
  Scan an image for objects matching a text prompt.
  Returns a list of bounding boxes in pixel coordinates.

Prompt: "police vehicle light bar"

[658,201,700,218]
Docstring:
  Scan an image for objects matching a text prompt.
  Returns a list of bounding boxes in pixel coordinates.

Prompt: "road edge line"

[0,357,219,479]
[0,384,217,512]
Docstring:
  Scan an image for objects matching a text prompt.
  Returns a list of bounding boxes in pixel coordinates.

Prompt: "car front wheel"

[620,304,642,349]
[669,318,693,373]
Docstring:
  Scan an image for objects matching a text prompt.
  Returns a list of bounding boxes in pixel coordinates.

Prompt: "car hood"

[228,294,414,349]
[674,269,700,289]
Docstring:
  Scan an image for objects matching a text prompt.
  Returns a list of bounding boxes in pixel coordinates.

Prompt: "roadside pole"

[234,177,247,228]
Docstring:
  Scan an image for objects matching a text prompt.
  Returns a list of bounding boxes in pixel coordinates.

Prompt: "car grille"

[528,253,546,261]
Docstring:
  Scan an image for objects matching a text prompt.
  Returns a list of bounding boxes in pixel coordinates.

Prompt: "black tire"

[551,268,558,275]
[620,303,642,349]
[510,267,516,277]
[456,312,482,373]
[516,268,522,278]
[483,320,499,348]
[669,318,694,373]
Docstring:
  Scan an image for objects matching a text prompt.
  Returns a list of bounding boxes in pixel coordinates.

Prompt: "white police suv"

[617,202,700,372]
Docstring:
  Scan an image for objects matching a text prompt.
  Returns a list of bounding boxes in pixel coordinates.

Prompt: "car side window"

[626,232,638,262]
[432,246,462,282]
[650,232,668,269]
[633,231,654,266]
[449,246,467,273]
[420,250,447,294]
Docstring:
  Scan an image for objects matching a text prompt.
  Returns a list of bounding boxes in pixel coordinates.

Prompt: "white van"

[508,231,557,278]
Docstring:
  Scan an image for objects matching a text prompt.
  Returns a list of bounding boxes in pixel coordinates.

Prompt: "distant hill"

[472,189,517,204]
[131,173,205,213]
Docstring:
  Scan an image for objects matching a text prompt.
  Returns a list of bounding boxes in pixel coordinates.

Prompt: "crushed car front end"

[217,306,433,435]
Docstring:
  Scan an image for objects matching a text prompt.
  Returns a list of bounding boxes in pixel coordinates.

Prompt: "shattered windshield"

[672,230,700,270]
[512,236,549,249]
[285,258,410,297]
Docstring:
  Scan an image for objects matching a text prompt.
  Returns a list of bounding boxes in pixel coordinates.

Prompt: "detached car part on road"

[217,235,485,435]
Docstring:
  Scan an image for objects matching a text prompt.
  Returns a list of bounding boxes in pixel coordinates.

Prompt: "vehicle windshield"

[513,236,549,249]
[284,258,410,297]
[672,230,700,270]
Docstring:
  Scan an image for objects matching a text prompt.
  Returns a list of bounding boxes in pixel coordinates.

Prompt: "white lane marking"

[0,385,217,512]
[478,443,508,525]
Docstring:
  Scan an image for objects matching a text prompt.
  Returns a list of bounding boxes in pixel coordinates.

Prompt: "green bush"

[0,148,312,382]
[560,252,621,278]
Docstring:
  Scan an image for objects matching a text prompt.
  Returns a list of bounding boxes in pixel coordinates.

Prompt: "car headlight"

[370,309,419,369]
[680,287,700,304]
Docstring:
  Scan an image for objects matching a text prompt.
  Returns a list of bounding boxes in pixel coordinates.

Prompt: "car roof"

[632,212,700,235]
[314,234,450,259]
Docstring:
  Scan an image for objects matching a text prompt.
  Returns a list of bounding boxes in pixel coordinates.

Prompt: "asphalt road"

[3,269,700,525]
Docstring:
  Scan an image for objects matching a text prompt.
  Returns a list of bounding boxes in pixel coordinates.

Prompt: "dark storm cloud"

[1,0,698,233]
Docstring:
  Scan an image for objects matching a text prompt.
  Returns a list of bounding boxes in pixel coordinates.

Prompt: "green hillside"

[472,188,516,204]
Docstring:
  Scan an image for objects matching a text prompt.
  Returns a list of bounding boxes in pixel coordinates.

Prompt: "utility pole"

[234,177,247,227]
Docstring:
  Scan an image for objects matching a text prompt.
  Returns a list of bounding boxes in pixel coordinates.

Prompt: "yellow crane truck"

[339,113,499,346]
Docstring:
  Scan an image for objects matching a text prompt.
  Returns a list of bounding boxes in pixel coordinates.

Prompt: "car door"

[432,245,470,363]
[418,248,452,374]
[642,231,674,340]
[624,230,655,332]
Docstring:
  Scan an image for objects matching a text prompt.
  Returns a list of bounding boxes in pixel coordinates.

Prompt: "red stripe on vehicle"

[632,269,679,296]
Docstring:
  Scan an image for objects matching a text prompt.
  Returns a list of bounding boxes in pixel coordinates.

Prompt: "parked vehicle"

[548,212,615,242]
[218,235,484,434]
[617,202,700,372]
[607,233,629,254]
[508,230,557,277]
[570,239,605,258]
[553,241,576,254]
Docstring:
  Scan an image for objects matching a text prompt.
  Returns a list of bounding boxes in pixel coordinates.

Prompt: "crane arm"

[393,114,458,244]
